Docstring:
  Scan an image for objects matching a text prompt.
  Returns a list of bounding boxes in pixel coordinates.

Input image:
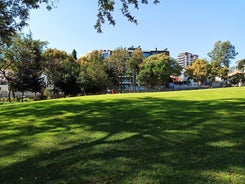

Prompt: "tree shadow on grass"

[0,96,244,183]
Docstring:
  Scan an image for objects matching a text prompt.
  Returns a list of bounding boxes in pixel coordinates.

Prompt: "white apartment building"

[177,52,198,79]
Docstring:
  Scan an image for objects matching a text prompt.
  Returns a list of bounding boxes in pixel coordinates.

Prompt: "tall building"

[177,52,198,68]
[177,52,198,79]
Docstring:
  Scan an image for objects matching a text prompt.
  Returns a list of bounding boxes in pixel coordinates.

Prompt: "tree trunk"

[22,91,24,102]
[8,90,11,103]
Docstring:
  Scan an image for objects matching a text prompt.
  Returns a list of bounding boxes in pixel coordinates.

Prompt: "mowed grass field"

[0,87,244,184]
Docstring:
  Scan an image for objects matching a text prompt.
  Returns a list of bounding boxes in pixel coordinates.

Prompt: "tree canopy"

[237,59,245,71]
[208,40,238,68]
[77,50,109,94]
[4,33,47,100]
[0,0,53,44]
[106,48,129,91]
[185,59,208,85]
[42,48,81,96]
[137,54,181,89]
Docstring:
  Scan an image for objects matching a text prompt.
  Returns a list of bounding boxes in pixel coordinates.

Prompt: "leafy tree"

[207,60,220,84]
[137,54,181,89]
[42,48,80,96]
[106,48,129,92]
[208,40,238,68]
[4,34,47,100]
[86,50,104,63]
[77,50,109,94]
[42,48,68,85]
[185,59,208,86]
[237,59,245,71]
[218,66,229,81]
[126,48,145,90]
[55,57,81,96]
[71,49,78,60]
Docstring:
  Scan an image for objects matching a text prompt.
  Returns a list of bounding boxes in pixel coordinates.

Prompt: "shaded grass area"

[0,87,244,184]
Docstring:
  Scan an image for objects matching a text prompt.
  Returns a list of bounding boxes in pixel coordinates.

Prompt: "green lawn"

[0,87,244,184]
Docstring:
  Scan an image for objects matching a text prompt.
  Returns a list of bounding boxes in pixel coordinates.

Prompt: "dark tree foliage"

[5,34,47,100]
[237,59,245,71]
[42,49,81,96]
[54,57,81,96]
[0,0,53,44]
[94,0,160,32]
[72,49,78,60]
[77,50,110,94]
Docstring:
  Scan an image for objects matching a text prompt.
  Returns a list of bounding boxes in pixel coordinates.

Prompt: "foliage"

[137,54,181,89]
[4,34,47,97]
[0,0,54,45]
[71,49,77,60]
[78,50,109,94]
[237,59,245,71]
[185,59,208,85]
[56,57,81,96]
[42,48,70,88]
[207,60,220,83]
[106,48,129,92]
[126,48,145,90]
[218,66,229,80]
[42,48,80,96]
[1,0,160,44]
[0,88,244,183]
[208,40,238,68]
[94,0,160,33]
[0,44,11,77]
[229,72,245,86]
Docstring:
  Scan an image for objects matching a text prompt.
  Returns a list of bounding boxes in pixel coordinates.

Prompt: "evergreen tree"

[208,40,238,68]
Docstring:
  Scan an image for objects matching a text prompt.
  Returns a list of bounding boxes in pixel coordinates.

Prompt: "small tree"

[77,50,109,94]
[42,49,80,96]
[4,34,47,101]
[137,54,181,90]
[126,48,145,91]
[106,48,129,92]
[207,60,222,86]
[72,49,78,60]
[185,59,208,86]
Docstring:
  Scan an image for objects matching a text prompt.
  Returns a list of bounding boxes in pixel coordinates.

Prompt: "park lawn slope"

[0,87,244,184]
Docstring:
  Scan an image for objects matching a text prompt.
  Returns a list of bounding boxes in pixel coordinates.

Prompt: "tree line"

[185,40,244,86]
[0,34,182,100]
[1,34,244,101]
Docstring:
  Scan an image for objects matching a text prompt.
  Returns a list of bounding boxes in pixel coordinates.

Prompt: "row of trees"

[0,34,182,99]
[185,41,244,86]
[186,58,245,86]
[1,34,244,100]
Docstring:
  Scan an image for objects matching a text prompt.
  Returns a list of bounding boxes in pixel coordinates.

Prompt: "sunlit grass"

[0,87,244,183]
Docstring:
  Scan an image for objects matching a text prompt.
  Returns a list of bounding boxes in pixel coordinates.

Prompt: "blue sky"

[24,0,245,66]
